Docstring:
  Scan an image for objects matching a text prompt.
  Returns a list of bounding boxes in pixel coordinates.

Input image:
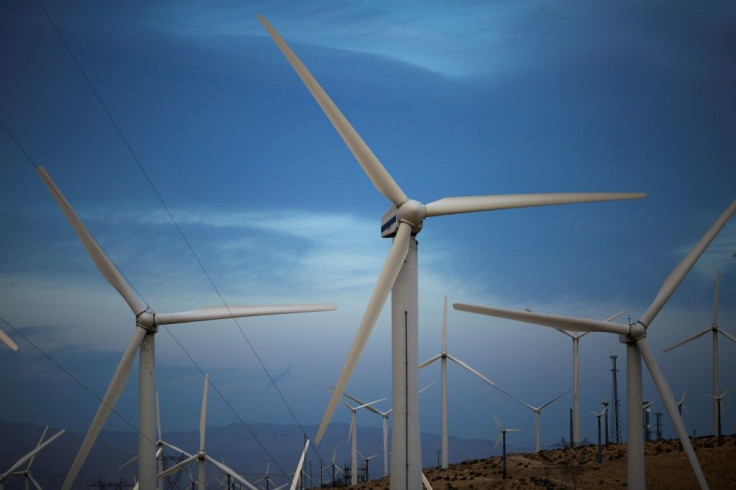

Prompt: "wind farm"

[1,2,736,489]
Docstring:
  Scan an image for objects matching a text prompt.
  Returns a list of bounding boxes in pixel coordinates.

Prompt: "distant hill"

[0,420,528,489]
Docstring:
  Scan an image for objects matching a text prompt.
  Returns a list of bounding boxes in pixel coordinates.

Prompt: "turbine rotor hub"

[136,309,157,333]
[381,200,426,237]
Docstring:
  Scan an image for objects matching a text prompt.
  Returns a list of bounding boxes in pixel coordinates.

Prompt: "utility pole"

[610,355,621,444]
[656,412,663,440]
[569,409,574,447]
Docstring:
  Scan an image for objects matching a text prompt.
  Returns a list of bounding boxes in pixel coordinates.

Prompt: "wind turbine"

[493,414,520,481]
[0,326,17,352]
[342,397,386,486]
[642,401,652,442]
[531,308,625,446]
[322,449,343,486]
[258,15,645,489]
[0,426,65,490]
[342,383,433,479]
[157,374,259,490]
[663,270,736,438]
[419,297,498,468]
[36,166,336,490]
[492,385,572,453]
[590,404,608,464]
[454,198,736,489]
[358,451,377,483]
[706,388,733,446]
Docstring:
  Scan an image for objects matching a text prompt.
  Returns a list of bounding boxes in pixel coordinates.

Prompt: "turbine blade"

[488,383,534,411]
[28,473,42,490]
[637,337,709,489]
[442,296,448,351]
[37,166,146,315]
[662,329,710,353]
[289,439,310,490]
[453,303,631,336]
[356,398,387,411]
[640,199,736,327]
[494,432,503,448]
[155,304,336,325]
[717,327,736,343]
[1,429,65,479]
[713,271,720,324]
[0,328,18,351]
[118,454,138,471]
[258,16,408,206]
[161,441,192,457]
[424,192,645,218]
[26,426,49,470]
[419,382,435,395]
[539,387,573,410]
[157,454,198,479]
[315,222,412,444]
[418,353,442,369]
[492,414,503,430]
[446,354,495,387]
[603,310,627,322]
[205,456,260,490]
[200,374,209,452]
[62,328,145,490]
[422,471,433,490]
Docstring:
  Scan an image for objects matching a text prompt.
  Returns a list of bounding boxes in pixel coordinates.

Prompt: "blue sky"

[1,0,735,463]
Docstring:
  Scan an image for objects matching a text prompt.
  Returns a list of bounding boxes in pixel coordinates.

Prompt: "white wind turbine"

[663,270,736,438]
[322,449,343,486]
[36,166,335,490]
[258,15,645,489]
[419,296,498,468]
[492,386,571,453]
[590,404,608,464]
[157,374,258,490]
[0,426,65,490]
[527,308,625,446]
[342,397,386,486]
[454,198,736,489]
[492,414,520,481]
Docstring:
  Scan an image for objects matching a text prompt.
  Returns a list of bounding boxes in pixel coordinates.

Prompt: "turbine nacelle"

[136,309,157,333]
[618,322,647,344]
[381,200,425,237]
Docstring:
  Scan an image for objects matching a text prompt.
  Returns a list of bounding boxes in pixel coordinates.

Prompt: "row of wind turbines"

[2,13,734,490]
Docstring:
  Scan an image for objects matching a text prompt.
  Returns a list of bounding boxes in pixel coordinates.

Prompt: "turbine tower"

[419,296,498,467]
[610,355,622,444]
[258,15,645,490]
[37,167,336,490]
[663,270,736,438]
[454,198,736,489]
[590,405,608,464]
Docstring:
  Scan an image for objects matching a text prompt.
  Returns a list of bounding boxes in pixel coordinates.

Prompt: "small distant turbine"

[157,375,258,490]
[342,397,386,486]
[420,297,497,467]
[37,166,335,490]
[493,414,520,480]
[525,307,625,446]
[663,270,736,439]
[590,404,608,464]
[343,383,432,479]
[454,198,736,489]
[0,426,65,490]
[706,388,733,446]
[493,386,571,453]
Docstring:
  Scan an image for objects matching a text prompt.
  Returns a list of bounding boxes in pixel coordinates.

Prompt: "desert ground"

[343,435,736,489]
